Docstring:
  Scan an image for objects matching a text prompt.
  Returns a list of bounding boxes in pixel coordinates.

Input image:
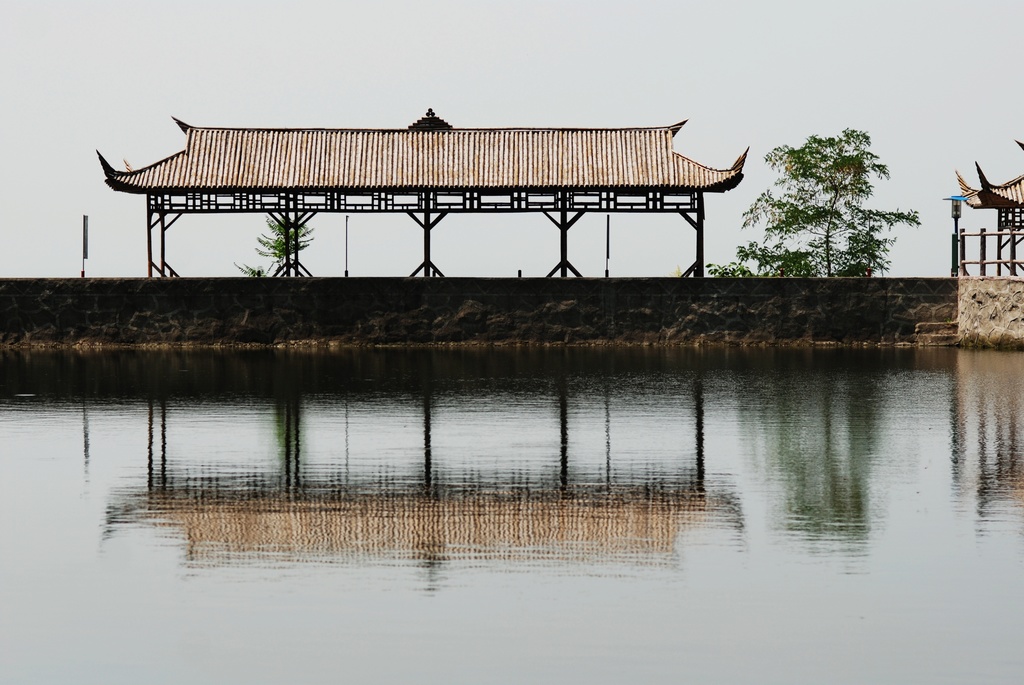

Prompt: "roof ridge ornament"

[976,162,992,191]
[96,151,120,177]
[668,119,688,136]
[409,108,453,131]
[172,116,192,134]
[956,169,973,196]
[731,147,750,172]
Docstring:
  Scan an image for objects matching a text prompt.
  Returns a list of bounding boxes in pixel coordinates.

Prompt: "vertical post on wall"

[423,211,432,278]
[544,209,584,278]
[284,215,293,277]
[997,229,1004,277]
[677,192,705,277]
[146,196,156,278]
[696,192,706,278]
[159,212,167,276]
[560,210,569,278]
[267,211,313,278]
[604,214,610,278]
[980,227,987,276]
[1002,208,1021,277]
[1007,224,1015,278]
[345,214,350,277]
[408,211,447,277]
[147,211,154,277]
[81,215,88,278]
[153,213,182,277]
[293,215,302,277]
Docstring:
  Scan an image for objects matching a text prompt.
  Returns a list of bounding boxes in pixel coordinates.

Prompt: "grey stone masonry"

[0,277,958,347]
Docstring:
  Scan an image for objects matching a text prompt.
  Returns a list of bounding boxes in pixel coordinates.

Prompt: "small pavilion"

[957,141,1024,275]
[99,110,746,278]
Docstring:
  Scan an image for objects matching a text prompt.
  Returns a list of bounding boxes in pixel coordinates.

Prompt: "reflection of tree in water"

[738,355,882,546]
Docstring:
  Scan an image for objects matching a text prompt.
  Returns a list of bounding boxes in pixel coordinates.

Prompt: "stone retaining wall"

[0,277,958,347]
[958,277,1024,348]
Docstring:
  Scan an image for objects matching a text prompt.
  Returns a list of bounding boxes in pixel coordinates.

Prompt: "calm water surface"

[1,348,1022,684]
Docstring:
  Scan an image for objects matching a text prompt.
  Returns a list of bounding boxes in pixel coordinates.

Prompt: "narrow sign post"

[604,215,610,278]
[345,215,349,277]
[81,215,89,278]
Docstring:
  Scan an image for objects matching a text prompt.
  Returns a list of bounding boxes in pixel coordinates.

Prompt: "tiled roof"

[100,114,746,194]
[958,141,1024,209]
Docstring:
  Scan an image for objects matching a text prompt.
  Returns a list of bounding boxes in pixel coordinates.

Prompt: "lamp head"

[944,196,967,220]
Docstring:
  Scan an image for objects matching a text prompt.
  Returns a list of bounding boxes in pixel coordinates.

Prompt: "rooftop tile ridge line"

[160,124,691,133]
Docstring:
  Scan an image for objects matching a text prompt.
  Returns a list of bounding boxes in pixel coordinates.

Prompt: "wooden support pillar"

[560,218,569,277]
[544,210,585,278]
[980,227,987,276]
[408,211,447,278]
[283,216,293,277]
[268,211,316,277]
[424,216,432,277]
[146,208,155,278]
[268,212,289,277]
[294,211,314,277]
[147,211,182,278]
[1007,233,1015,276]
[159,213,167,276]
[677,195,706,277]
[696,193,705,278]
[959,226,968,276]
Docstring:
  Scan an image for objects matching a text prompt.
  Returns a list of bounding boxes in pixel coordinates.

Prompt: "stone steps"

[915,321,959,346]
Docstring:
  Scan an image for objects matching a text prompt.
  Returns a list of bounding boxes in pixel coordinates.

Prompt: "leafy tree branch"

[711,129,920,277]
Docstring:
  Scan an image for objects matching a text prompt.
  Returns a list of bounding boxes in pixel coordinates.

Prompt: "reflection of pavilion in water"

[108,378,742,567]
[952,353,1024,520]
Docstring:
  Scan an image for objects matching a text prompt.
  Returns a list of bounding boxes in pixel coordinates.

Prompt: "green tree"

[724,129,919,277]
[236,217,315,276]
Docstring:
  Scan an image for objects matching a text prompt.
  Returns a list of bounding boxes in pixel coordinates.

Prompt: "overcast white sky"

[2,0,1022,278]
